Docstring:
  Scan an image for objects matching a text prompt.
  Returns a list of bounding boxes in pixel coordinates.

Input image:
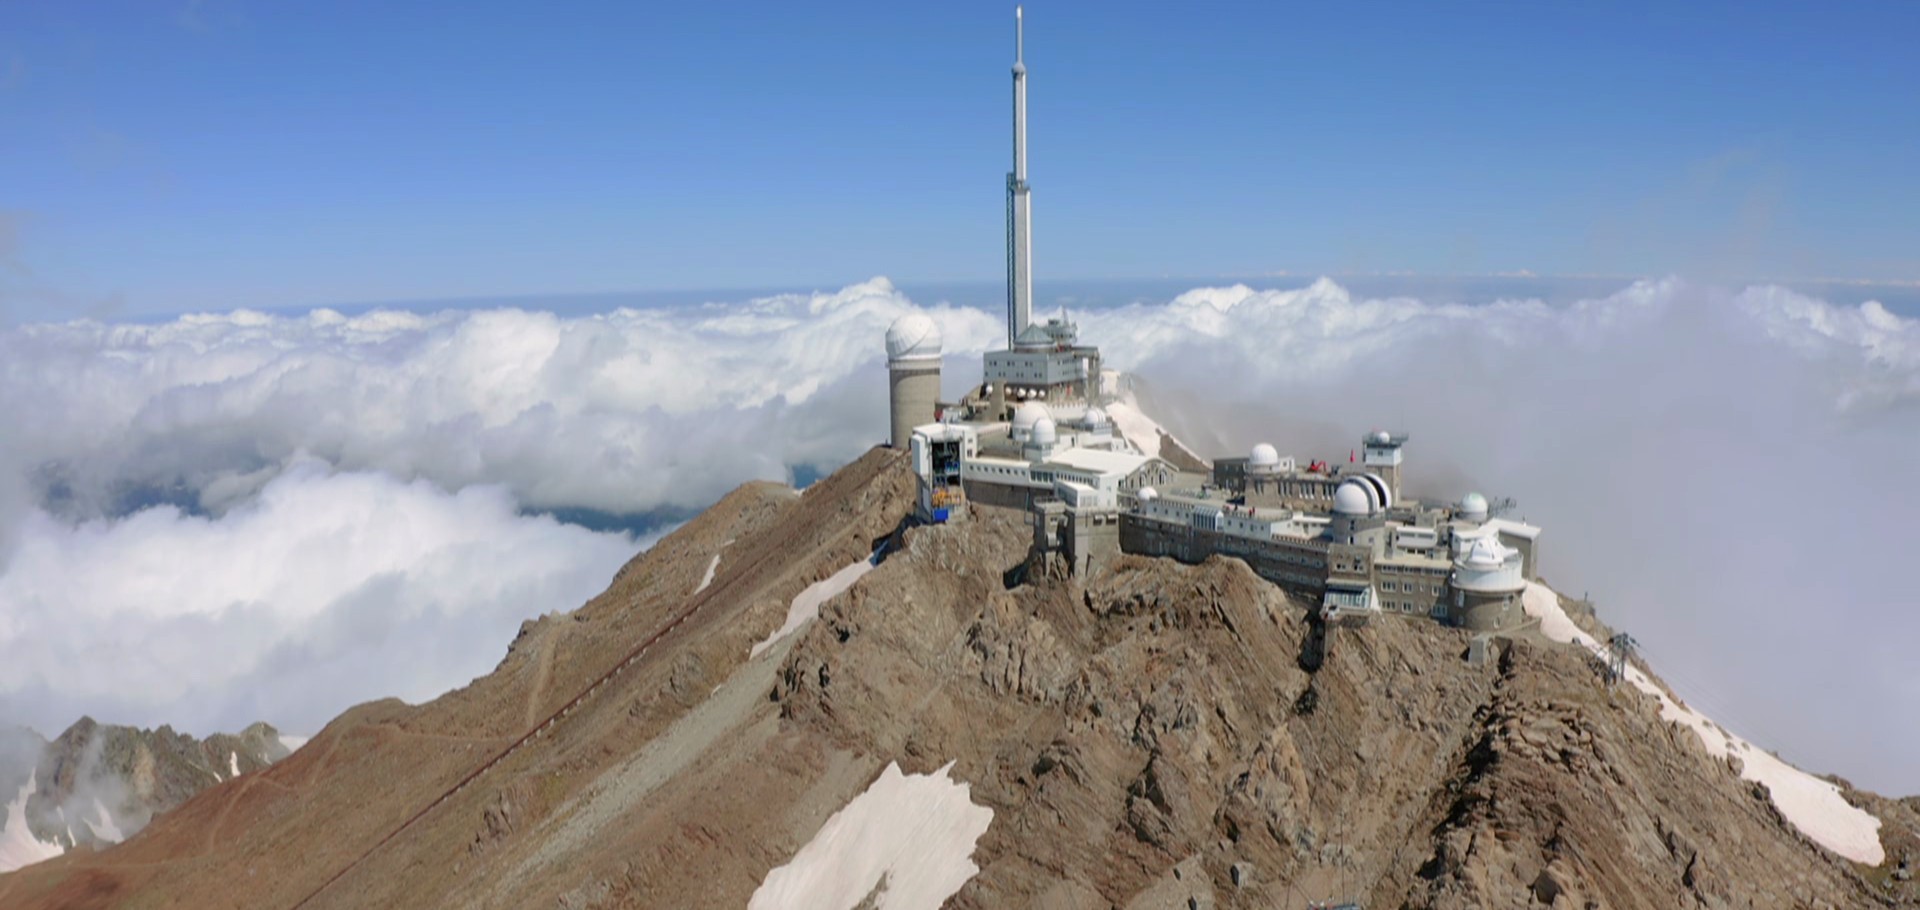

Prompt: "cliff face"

[0,449,1909,908]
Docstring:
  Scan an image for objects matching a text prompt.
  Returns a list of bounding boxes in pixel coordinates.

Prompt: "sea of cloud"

[0,275,1915,794]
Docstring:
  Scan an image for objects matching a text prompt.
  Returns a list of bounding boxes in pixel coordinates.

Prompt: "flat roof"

[1044,447,1152,476]
[1483,517,1542,539]
[1376,553,1451,569]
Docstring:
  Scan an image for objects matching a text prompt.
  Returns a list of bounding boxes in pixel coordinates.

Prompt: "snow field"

[0,773,65,874]
[1102,400,1163,460]
[748,761,993,910]
[749,556,874,659]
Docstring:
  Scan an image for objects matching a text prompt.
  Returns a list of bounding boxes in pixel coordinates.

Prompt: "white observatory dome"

[1031,417,1058,446]
[885,312,943,362]
[1459,492,1489,520]
[1083,406,1109,428]
[1332,479,1373,515]
[1372,430,1392,444]
[1137,486,1159,502]
[1249,443,1281,468]
[1333,474,1392,515]
[1011,401,1049,433]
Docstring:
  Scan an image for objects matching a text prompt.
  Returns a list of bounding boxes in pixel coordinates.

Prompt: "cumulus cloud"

[1,274,1916,796]
[0,277,1002,525]
[0,461,635,738]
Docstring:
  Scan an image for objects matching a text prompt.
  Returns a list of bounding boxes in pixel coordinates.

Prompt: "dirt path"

[524,630,558,729]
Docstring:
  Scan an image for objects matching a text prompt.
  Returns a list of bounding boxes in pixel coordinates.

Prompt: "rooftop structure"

[889,12,1548,634]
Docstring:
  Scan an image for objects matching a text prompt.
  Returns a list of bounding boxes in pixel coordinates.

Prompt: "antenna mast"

[1005,6,1034,349]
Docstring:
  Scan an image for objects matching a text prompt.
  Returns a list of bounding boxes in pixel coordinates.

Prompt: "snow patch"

[695,554,722,594]
[749,761,993,910]
[749,556,874,659]
[84,797,124,844]
[229,751,240,779]
[1,772,66,874]
[1106,393,1206,468]
[1103,399,1163,459]
[1520,582,1885,865]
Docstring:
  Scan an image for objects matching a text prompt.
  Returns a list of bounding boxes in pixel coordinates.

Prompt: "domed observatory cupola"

[1241,442,1294,497]
[1329,473,1392,544]
[886,312,943,449]
[1248,443,1281,475]
[1457,491,1489,524]
[1448,534,1526,631]
[1076,406,1114,445]
[1009,401,1050,442]
[1023,415,1063,459]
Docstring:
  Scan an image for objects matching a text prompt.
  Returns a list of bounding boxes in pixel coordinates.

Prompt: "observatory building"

[886,311,942,450]
[880,9,1548,635]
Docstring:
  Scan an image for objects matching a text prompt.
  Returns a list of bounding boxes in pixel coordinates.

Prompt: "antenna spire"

[1016,6,1024,63]
[1005,5,1033,348]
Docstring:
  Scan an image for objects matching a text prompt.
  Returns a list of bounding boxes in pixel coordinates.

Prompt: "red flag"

[1349,449,1355,463]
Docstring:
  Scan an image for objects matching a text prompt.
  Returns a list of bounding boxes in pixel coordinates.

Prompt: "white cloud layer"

[0,461,635,738]
[0,278,1002,522]
[0,275,1916,796]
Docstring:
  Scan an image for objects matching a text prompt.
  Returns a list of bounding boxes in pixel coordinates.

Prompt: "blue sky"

[2,0,1917,318]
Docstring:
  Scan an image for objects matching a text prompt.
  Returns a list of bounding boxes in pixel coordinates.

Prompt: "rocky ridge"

[1,717,288,870]
[0,447,1909,908]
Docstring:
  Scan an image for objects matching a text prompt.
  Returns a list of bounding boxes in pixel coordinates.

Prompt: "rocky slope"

[1,718,288,872]
[0,447,1910,908]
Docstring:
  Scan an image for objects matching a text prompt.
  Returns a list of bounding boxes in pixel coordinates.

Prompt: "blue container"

[931,507,950,523]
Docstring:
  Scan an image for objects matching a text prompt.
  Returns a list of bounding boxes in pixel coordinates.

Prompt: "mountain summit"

[0,448,1913,908]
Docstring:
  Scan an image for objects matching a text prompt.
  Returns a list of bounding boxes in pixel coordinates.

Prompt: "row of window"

[1380,580,1446,595]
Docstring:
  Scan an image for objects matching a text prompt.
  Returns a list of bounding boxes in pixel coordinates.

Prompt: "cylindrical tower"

[1448,536,1525,631]
[1329,474,1391,544]
[886,313,943,449]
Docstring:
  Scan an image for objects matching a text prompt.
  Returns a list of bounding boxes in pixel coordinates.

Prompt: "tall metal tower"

[1607,632,1637,686]
[1005,6,1034,349]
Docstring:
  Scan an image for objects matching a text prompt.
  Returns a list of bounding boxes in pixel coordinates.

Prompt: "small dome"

[1031,417,1058,446]
[1465,536,1508,567]
[1011,401,1049,432]
[1249,443,1281,467]
[1333,479,1373,515]
[1137,487,1159,502]
[885,312,942,361]
[1373,430,1392,444]
[1083,407,1109,428]
[1459,492,1489,518]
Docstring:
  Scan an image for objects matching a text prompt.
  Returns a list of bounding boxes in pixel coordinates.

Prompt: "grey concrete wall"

[1450,588,1522,631]
[1120,514,1330,600]
[965,478,1041,511]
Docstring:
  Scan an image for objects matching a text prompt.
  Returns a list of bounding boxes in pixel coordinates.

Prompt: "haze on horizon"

[2,1,1918,802]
